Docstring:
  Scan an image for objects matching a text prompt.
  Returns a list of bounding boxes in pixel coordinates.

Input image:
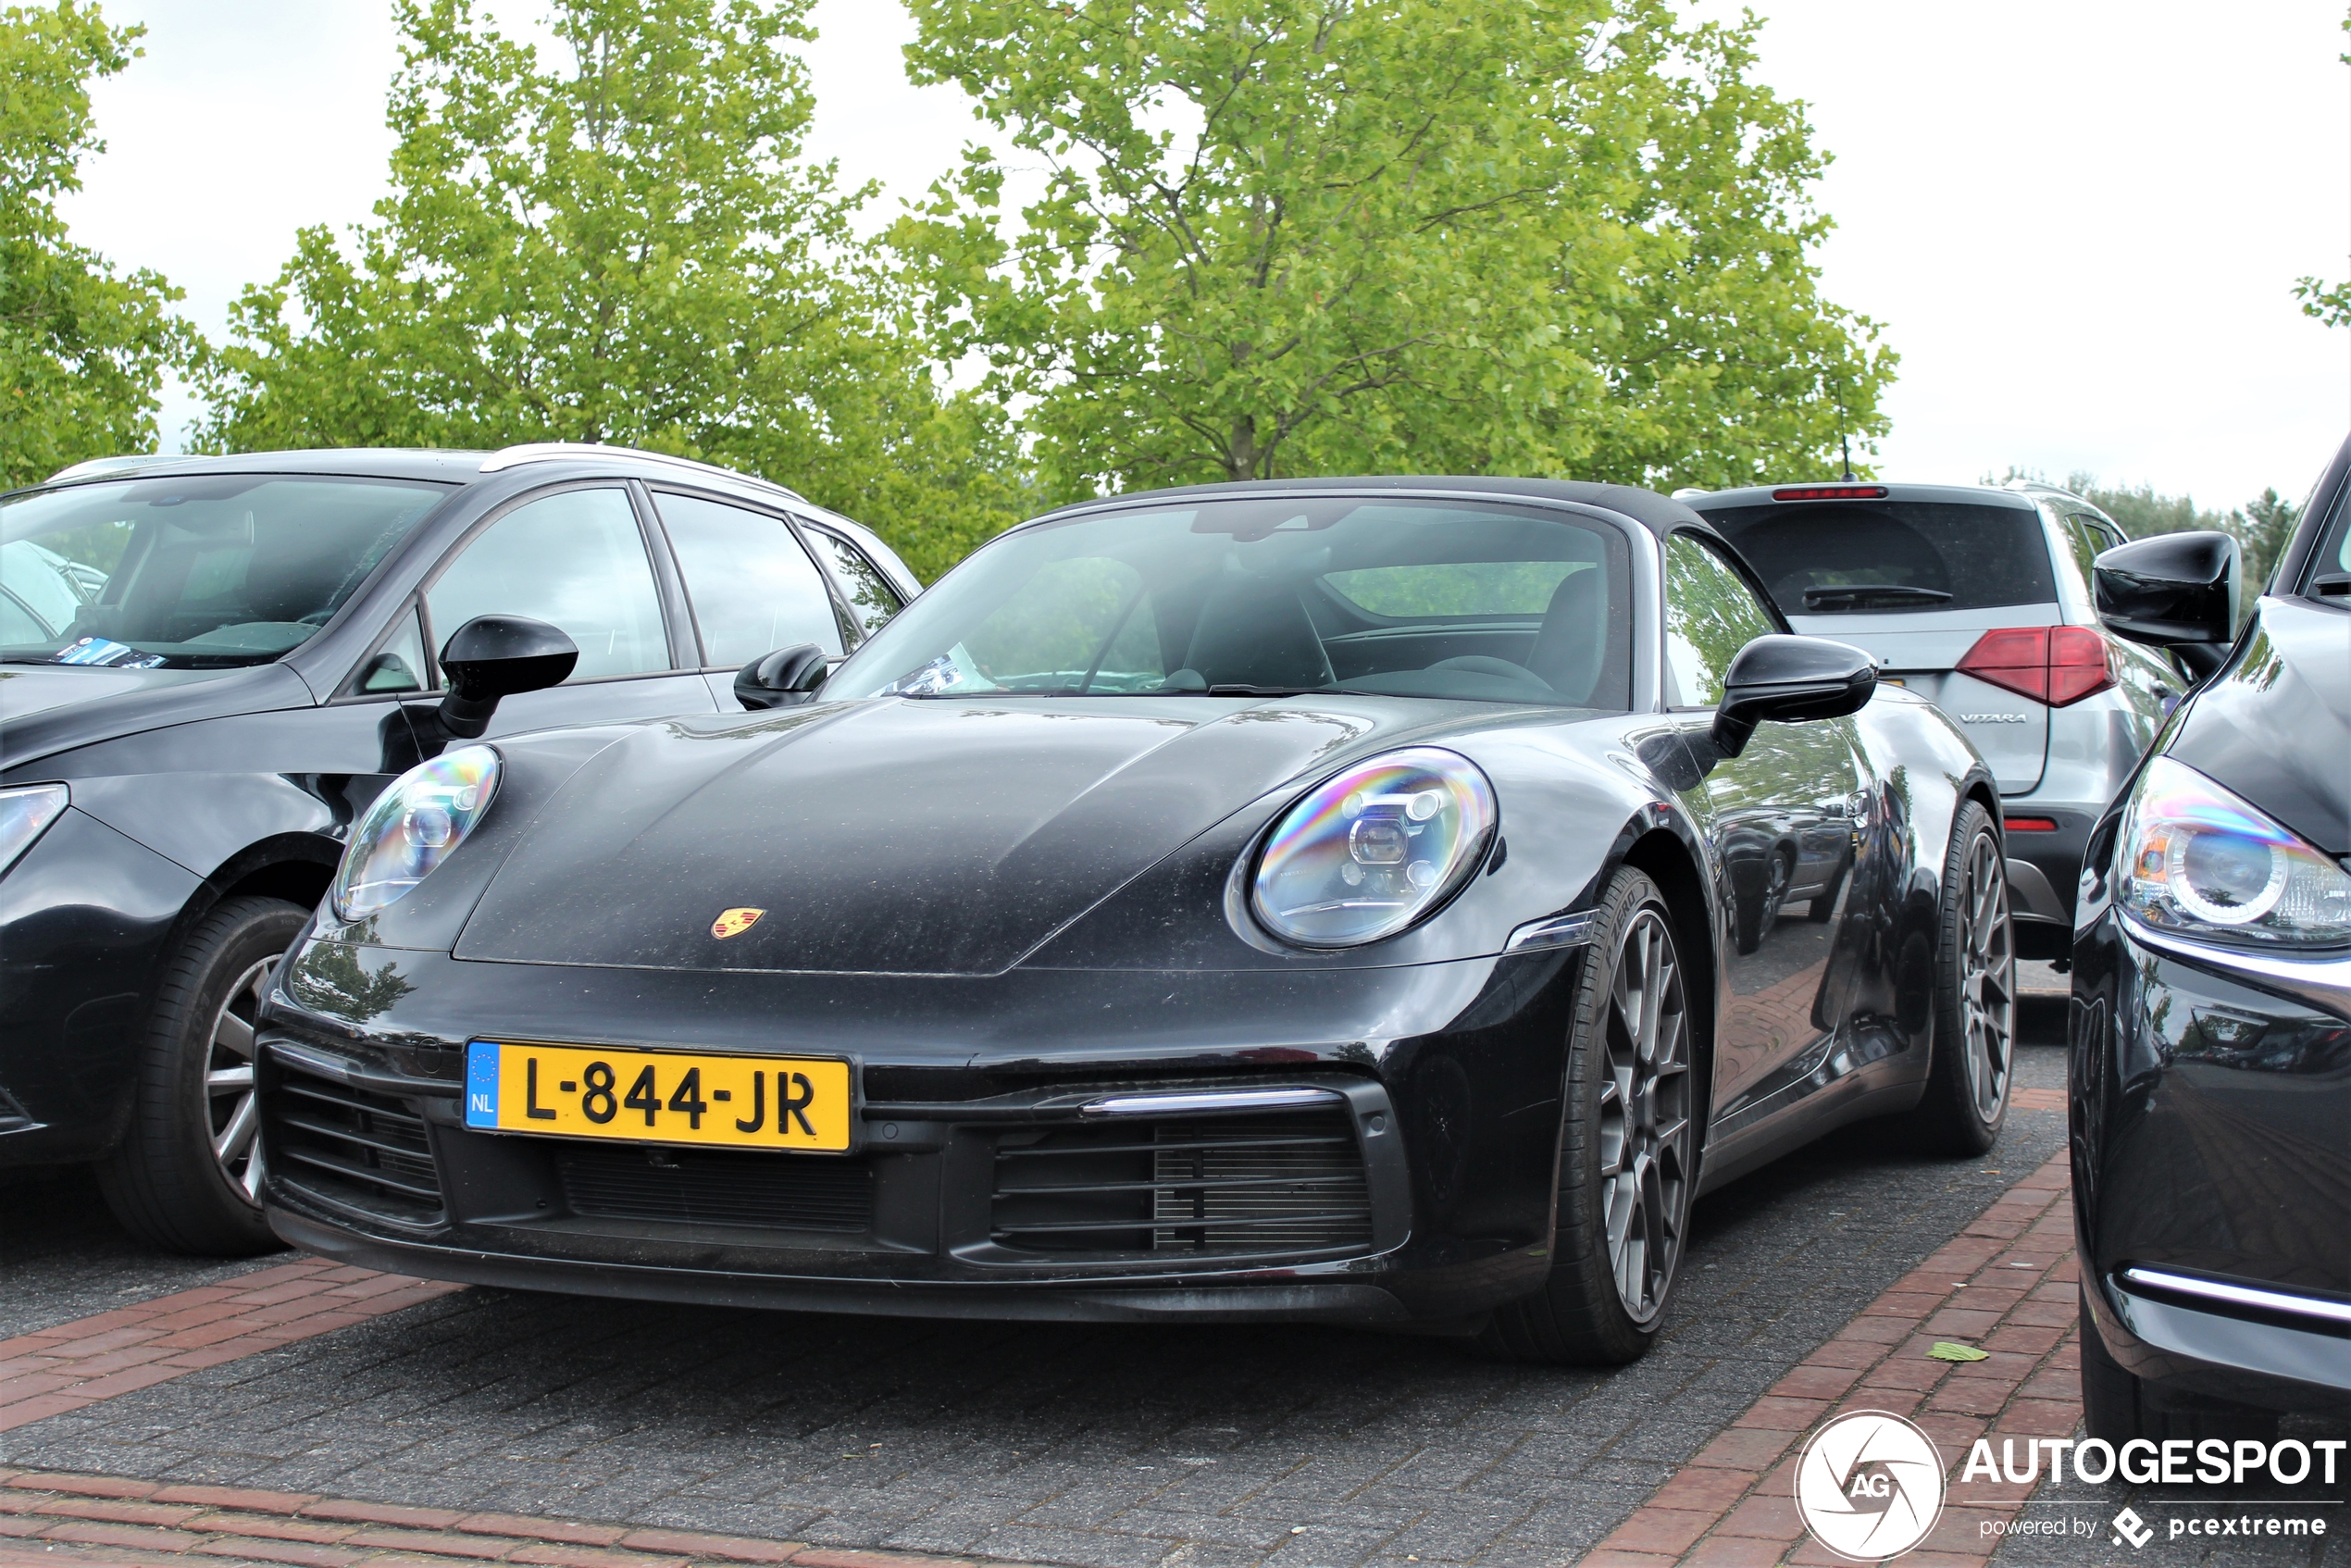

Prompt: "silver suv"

[1685,479,2180,960]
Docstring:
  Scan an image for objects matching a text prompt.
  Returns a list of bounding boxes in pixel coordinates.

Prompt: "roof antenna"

[1839,430,1856,483]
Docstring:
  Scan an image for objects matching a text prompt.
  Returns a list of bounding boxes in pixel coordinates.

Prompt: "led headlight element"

[330,746,501,922]
[2119,754,2351,949]
[1252,748,1497,947]
[0,783,68,878]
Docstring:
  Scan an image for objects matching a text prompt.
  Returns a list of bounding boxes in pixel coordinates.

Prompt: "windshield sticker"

[52,636,165,668]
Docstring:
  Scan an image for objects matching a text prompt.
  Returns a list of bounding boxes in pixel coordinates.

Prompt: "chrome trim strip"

[479,442,808,502]
[1077,1088,1343,1117]
[2121,1266,2351,1328]
[1505,911,1598,954]
[2119,915,2351,1022]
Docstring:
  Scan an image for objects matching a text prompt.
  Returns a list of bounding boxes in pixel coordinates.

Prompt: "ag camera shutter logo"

[1795,1411,1947,1561]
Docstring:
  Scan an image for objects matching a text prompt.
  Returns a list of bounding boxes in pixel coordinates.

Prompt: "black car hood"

[0,662,311,774]
[2168,596,2351,855]
[455,696,1422,975]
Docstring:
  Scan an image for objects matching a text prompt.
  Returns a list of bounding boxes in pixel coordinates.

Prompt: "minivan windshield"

[1700,500,2057,616]
[0,475,449,668]
[825,497,1633,709]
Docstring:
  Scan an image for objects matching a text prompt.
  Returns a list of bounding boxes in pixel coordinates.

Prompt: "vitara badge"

[711,907,765,939]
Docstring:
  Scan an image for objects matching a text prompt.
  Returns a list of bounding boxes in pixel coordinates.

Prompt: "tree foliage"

[0,0,193,489]
[894,0,1892,504]
[2295,8,2351,328]
[193,0,1026,580]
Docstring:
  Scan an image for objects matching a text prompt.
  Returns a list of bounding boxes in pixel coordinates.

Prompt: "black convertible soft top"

[1021,475,1716,542]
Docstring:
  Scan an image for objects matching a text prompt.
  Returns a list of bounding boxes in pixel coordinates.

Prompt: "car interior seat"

[1177,578,1336,691]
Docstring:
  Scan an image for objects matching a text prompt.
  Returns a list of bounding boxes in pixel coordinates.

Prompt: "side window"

[655,493,843,665]
[802,525,903,644]
[356,604,428,693]
[1664,533,1777,707]
[428,488,667,681]
[2059,515,2106,591]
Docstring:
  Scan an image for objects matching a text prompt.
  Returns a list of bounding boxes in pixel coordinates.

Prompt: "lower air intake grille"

[267,1058,444,1225]
[558,1145,873,1232]
[992,1112,1372,1258]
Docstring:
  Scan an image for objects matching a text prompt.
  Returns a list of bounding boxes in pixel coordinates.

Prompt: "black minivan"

[0,445,916,1255]
[2071,435,2351,1440]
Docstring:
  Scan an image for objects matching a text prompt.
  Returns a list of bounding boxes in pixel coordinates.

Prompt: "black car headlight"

[1250,747,1498,948]
[2119,755,2351,949]
[330,746,501,922]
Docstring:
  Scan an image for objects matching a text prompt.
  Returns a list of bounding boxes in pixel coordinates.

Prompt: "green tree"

[2295,7,2351,327]
[193,0,1026,581]
[894,0,1892,504]
[0,1,194,489]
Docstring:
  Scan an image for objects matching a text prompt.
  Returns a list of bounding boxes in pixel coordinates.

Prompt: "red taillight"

[1771,484,1890,501]
[1954,626,2113,707]
[2004,816,2059,832]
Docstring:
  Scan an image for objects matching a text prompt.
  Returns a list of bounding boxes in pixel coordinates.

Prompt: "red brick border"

[0,1261,462,1434]
[0,1471,1032,1568]
[1586,1149,2083,1566]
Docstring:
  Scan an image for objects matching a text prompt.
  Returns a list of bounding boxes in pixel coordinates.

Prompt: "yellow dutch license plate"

[463,1040,853,1152]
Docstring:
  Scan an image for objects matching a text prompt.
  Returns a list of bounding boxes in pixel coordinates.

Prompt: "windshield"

[0,474,449,668]
[824,497,1632,709]
[1699,500,2057,616]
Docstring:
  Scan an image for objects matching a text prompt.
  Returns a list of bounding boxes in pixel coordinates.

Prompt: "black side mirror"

[2093,532,2239,678]
[734,642,829,711]
[437,615,578,739]
[1712,635,1876,759]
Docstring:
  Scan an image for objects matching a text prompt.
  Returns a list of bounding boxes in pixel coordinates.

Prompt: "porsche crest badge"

[711,907,765,940]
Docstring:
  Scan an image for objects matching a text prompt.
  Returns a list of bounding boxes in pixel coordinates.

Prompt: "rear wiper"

[1802,585,1954,611]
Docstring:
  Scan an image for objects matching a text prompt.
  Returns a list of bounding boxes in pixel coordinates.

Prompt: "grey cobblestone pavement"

[0,1047,2070,1568]
[0,1165,273,1341]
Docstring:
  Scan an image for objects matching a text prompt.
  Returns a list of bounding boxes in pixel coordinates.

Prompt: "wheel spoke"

[206,1064,254,1095]
[213,1010,255,1058]
[213,1093,257,1162]
[239,1142,267,1201]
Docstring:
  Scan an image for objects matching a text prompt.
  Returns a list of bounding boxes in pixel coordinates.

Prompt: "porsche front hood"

[454,696,1401,975]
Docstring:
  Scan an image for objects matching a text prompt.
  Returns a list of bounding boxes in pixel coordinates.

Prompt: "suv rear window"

[1699,501,2057,616]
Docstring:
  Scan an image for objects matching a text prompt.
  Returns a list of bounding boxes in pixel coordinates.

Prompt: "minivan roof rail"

[479,442,807,503]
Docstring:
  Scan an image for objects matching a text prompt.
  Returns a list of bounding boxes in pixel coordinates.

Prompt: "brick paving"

[0,1263,462,1435]
[1582,1150,2081,1566]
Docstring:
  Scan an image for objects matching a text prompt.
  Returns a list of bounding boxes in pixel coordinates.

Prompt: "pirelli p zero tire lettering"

[96,895,304,1257]
[1484,866,1695,1366]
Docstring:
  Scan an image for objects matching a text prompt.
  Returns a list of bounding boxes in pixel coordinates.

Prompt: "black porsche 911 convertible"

[255,478,2012,1363]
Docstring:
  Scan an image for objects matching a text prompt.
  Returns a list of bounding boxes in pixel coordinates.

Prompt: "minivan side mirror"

[437,615,578,739]
[734,642,829,711]
[1712,635,1877,759]
[2093,531,2239,681]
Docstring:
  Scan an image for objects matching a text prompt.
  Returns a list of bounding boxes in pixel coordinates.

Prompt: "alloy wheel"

[1595,907,1693,1324]
[205,956,274,1203]
[1959,833,2014,1121]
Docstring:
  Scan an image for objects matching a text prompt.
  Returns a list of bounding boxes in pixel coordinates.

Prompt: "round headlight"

[1251,748,1497,948]
[2119,754,2351,948]
[330,746,501,923]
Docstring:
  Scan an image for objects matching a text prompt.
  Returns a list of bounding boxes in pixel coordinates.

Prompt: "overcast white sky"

[56,0,2351,510]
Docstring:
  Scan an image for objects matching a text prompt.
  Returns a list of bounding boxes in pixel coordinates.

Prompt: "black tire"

[1483,867,1696,1365]
[96,895,304,1256]
[1895,801,2013,1155]
[2080,1291,2277,1444]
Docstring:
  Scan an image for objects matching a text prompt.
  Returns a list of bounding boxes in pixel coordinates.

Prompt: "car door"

[1661,531,1871,1125]
[643,490,859,709]
[405,483,716,740]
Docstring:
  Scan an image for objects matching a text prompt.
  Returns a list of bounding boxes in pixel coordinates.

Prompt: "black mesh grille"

[991,1113,1372,1257]
[558,1144,873,1232]
[267,1060,444,1225]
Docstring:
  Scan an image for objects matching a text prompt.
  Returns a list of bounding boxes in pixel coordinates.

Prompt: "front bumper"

[256,938,1589,1325]
[2071,911,2351,1415]
[1998,804,2096,961]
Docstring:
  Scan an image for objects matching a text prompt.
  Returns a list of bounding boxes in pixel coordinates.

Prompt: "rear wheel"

[2081,1292,2277,1443]
[1484,867,1695,1365]
[1897,802,2012,1154]
[96,896,303,1256]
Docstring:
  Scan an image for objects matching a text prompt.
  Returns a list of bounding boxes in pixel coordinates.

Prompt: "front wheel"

[1896,801,2013,1154]
[96,895,304,1256]
[1483,867,1696,1365]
